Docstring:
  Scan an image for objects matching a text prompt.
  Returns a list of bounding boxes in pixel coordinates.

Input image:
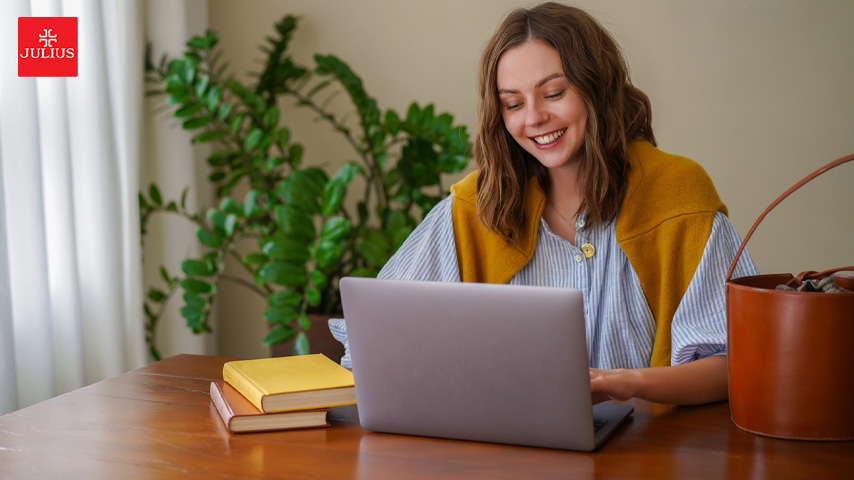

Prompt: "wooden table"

[1,354,851,479]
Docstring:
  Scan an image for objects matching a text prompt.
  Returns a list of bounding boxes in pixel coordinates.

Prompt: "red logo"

[18,17,78,77]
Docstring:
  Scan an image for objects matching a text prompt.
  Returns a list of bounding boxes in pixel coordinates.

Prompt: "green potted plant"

[141,15,471,360]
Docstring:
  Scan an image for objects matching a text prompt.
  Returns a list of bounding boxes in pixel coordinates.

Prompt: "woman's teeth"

[533,129,566,145]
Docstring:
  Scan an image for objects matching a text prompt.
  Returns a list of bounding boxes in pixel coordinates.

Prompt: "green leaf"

[276,128,290,151]
[420,104,435,128]
[438,152,469,173]
[406,103,421,124]
[180,187,189,210]
[298,314,311,331]
[149,184,162,206]
[205,86,221,112]
[305,287,321,307]
[258,261,307,288]
[182,115,212,130]
[358,229,391,268]
[385,210,414,250]
[398,138,440,187]
[183,292,208,308]
[166,90,191,106]
[147,288,166,302]
[245,128,264,151]
[193,130,226,143]
[289,143,304,166]
[263,325,295,346]
[263,237,311,263]
[275,205,316,242]
[350,267,378,277]
[180,305,203,322]
[181,278,214,294]
[186,36,207,50]
[320,217,350,243]
[385,110,401,135]
[181,58,196,84]
[194,74,209,98]
[229,114,244,133]
[263,107,279,129]
[204,30,218,49]
[243,190,259,217]
[224,214,237,236]
[321,163,360,215]
[264,306,299,324]
[309,269,328,290]
[207,149,239,167]
[412,190,442,214]
[219,197,242,216]
[268,289,303,308]
[375,151,387,170]
[282,175,320,214]
[314,240,345,269]
[321,180,346,216]
[159,266,172,285]
[180,259,213,276]
[216,101,230,121]
[243,253,268,264]
[293,331,310,355]
[185,51,203,66]
[433,113,453,134]
[174,103,202,118]
[208,209,227,233]
[264,156,286,171]
[196,228,223,248]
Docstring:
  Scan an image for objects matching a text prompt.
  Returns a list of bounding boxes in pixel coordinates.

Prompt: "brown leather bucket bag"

[726,153,854,440]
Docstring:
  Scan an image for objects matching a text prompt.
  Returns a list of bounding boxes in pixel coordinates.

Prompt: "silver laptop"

[339,277,633,451]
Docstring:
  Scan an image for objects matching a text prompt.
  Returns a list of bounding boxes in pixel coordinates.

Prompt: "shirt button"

[575,254,583,263]
[577,218,585,228]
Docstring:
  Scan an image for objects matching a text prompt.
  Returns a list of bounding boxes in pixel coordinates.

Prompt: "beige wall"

[201,0,854,358]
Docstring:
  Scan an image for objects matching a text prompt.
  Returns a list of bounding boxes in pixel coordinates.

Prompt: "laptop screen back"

[340,277,611,450]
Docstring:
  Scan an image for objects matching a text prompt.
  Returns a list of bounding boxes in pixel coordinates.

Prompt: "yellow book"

[222,354,356,413]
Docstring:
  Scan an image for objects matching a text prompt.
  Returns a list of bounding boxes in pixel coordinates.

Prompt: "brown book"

[210,381,330,434]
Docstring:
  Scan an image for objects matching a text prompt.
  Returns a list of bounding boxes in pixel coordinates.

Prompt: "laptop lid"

[340,277,633,451]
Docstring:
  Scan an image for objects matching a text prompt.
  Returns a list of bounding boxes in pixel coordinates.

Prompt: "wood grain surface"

[1,354,851,479]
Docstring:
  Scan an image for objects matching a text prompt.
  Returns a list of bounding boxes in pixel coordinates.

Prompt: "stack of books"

[210,353,356,434]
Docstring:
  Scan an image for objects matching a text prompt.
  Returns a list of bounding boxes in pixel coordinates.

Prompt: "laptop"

[339,277,633,451]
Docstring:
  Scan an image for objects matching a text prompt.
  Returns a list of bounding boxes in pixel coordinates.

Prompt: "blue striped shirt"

[330,194,758,369]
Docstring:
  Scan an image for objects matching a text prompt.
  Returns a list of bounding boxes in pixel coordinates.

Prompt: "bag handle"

[725,153,854,282]
[786,267,854,288]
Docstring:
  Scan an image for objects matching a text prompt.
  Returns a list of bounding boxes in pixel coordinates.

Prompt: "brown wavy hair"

[474,2,656,243]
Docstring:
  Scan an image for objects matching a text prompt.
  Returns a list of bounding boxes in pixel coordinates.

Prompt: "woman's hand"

[589,368,643,402]
[589,355,729,405]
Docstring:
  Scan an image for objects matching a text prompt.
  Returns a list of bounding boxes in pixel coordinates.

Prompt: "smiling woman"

[333,2,760,406]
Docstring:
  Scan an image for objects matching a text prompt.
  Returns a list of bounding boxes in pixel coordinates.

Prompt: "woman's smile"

[531,128,567,147]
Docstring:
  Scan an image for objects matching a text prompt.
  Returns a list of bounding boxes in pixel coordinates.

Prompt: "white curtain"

[0,0,146,414]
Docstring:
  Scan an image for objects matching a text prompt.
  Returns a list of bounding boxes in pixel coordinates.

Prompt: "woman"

[333,2,756,405]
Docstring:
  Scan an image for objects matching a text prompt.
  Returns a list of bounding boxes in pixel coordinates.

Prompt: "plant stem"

[286,89,365,156]
[219,274,268,297]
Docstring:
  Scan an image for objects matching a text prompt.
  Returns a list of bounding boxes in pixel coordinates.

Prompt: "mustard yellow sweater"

[449,141,726,367]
